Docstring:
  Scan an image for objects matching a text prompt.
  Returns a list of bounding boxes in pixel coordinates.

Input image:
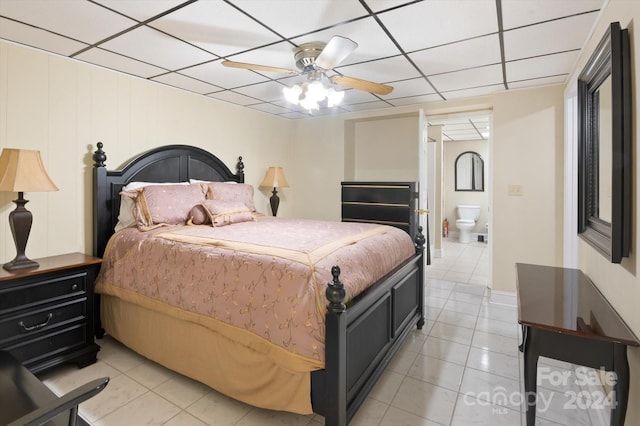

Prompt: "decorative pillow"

[199,200,254,227]
[128,184,206,231]
[115,181,189,231]
[206,182,256,212]
[187,204,211,225]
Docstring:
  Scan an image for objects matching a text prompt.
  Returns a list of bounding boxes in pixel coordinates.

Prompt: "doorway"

[422,110,492,288]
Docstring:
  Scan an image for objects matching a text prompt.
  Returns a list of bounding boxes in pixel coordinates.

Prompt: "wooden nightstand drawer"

[0,298,86,343]
[0,253,101,373]
[5,324,86,368]
[0,273,87,313]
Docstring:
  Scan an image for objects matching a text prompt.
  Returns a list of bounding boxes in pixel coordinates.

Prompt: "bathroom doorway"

[423,110,492,288]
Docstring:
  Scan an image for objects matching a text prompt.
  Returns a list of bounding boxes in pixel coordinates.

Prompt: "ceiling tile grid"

[0,0,605,136]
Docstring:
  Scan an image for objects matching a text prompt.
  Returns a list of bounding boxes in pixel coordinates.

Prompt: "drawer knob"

[19,313,53,332]
[71,284,79,291]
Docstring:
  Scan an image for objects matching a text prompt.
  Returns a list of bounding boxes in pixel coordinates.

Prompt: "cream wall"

[443,139,489,235]
[0,41,293,263]
[490,85,565,291]
[571,1,640,424]
[353,115,419,181]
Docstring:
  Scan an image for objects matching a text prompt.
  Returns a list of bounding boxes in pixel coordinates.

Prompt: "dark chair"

[0,350,109,426]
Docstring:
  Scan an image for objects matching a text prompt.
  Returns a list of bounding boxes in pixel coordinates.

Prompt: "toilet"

[456,205,481,244]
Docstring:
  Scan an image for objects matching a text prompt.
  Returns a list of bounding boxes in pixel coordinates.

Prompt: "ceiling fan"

[222,36,394,106]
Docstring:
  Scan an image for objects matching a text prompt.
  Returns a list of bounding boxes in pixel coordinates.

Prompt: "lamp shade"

[0,149,58,193]
[259,167,289,189]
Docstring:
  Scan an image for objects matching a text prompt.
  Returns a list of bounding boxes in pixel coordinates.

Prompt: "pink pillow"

[127,184,206,230]
[187,204,211,225]
[199,200,255,227]
[205,182,256,212]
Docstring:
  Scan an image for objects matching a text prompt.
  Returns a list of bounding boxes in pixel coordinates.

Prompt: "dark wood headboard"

[92,143,244,257]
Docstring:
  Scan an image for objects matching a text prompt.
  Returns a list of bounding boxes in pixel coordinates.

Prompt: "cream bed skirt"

[100,295,314,414]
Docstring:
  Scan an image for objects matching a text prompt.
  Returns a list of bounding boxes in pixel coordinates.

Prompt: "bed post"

[324,265,347,426]
[415,225,426,330]
[92,142,108,258]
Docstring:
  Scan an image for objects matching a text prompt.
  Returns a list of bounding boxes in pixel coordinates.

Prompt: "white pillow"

[114,181,189,231]
[189,178,238,184]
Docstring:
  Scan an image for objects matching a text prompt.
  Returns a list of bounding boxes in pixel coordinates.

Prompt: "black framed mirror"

[577,22,631,263]
[455,151,484,191]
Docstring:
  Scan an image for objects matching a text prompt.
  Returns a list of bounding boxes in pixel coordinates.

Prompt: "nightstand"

[0,253,101,374]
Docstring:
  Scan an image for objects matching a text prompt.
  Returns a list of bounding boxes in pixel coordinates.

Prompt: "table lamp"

[259,166,289,216]
[0,149,58,271]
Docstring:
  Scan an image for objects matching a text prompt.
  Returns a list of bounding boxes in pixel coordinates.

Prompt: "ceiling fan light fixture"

[282,75,344,112]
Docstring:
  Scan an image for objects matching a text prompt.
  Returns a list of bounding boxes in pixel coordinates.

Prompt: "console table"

[516,263,639,426]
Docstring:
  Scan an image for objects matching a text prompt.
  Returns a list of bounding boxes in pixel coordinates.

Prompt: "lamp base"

[270,188,280,216]
[3,257,39,271]
[4,193,39,272]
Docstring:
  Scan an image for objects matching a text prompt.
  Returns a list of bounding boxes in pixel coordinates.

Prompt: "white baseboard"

[488,289,517,307]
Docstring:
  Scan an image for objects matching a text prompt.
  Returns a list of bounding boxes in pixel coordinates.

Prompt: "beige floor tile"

[465,346,520,381]
[471,330,519,357]
[233,407,313,426]
[436,310,477,329]
[420,336,470,366]
[97,335,147,373]
[153,372,211,409]
[162,411,208,426]
[79,374,148,423]
[429,322,474,345]
[368,370,405,404]
[391,377,457,425]
[186,390,252,425]
[94,391,180,426]
[408,354,465,391]
[126,358,177,389]
[380,406,443,426]
[451,395,522,426]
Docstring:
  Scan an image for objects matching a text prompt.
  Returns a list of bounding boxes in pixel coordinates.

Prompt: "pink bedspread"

[95,217,415,363]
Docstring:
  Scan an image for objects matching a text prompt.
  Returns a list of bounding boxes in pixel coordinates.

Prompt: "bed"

[91,143,425,425]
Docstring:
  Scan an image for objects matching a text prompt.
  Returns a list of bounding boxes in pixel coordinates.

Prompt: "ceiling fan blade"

[331,75,394,95]
[222,60,297,75]
[315,36,358,70]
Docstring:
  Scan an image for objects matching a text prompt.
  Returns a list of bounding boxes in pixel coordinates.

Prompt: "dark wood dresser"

[0,253,101,373]
[341,181,418,236]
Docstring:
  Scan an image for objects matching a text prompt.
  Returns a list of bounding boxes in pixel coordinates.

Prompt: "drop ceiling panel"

[430,64,503,93]
[342,100,391,112]
[501,0,603,29]
[336,55,419,85]
[506,50,579,82]
[149,1,282,57]
[380,78,435,99]
[0,18,87,56]
[100,26,217,70]
[75,48,166,78]
[378,0,499,52]
[441,84,504,100]
[233,80,289,103]
[503,13,599,61]
[0,0,136,44]
[231,0,368,38]
[389,94,442,106]
[181,60,269,88]
[94,0,191,22]
[410,34,502,77]
[508,74,567,89]
[152,72,222,94]
[207,90,261,106]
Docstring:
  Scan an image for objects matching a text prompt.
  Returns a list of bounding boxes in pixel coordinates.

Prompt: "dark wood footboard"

[313,230,425,425]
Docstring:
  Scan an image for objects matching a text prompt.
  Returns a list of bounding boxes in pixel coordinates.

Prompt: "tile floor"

[39,239,612,425]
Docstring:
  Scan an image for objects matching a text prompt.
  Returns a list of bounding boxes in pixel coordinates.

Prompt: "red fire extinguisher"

[443,218,449,238]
